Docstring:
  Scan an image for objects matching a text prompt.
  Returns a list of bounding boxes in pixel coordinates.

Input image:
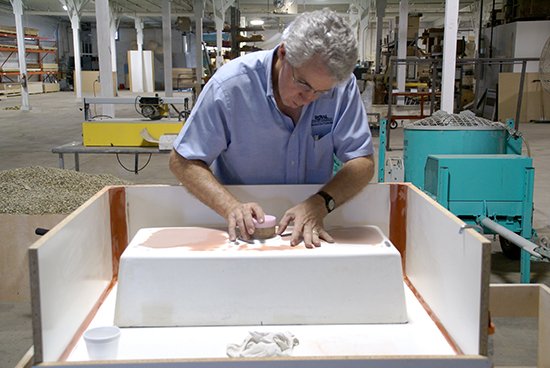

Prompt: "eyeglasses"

[288,62,331,97]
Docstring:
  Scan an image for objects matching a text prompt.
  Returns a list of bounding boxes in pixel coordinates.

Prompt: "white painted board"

[405,185,490,355]
[124,184,390,241]
[29,188,114,362]
[70,283,453,361]
[128,50,154,93]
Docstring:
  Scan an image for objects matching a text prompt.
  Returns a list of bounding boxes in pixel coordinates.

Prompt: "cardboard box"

[397,15,421,40]
[0,82,20,94]
[173,67,196,89]
[43,83,60,93]
[498,72,550,123]
[28,82,42,94]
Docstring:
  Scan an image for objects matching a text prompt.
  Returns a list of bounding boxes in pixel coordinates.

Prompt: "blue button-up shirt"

[173,48,373,185]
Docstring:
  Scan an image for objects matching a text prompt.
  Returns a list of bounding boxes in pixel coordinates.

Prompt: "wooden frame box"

[28,183,494,367]
[489,283,550,367]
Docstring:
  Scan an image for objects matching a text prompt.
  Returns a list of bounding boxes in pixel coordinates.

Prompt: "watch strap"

[317,190,335,213]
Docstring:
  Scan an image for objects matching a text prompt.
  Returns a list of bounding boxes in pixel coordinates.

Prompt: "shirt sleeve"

[172,78,232,166]
[332,76,374,162]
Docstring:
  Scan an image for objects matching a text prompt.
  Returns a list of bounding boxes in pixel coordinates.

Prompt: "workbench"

[52,141,170,174]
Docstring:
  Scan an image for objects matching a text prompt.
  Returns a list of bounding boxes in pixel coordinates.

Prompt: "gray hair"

[281,9,358,83]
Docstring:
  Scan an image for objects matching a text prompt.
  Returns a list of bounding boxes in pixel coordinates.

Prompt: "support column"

[358,17,369,62]
[213,0,234,69]
[10,0,30,111]
[63,0,87,100]
[214,16,224,68]
[397,0,408,103]
[135,17,144,52]
[162,0,173,97]
[109,3,120,92]
[348,4,361,61]
[70,14,82,99]
[375,0,386,73]
[130,16,145,93]
[441,0,459,113]
[194,0,205,95]
[95,0,115,117]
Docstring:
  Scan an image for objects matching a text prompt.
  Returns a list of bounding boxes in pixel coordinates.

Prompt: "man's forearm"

[169,150,239,218]
[316,155,375,208]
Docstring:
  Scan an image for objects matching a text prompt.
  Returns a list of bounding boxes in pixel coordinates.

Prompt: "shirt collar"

[265,46,279,98]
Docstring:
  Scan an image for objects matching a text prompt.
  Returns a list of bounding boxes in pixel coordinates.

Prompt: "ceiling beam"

[24,10,194,17]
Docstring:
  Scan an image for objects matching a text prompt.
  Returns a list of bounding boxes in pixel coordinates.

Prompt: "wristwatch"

[317,190,335,213]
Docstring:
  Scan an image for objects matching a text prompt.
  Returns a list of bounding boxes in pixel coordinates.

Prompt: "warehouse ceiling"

[0,0,500,30]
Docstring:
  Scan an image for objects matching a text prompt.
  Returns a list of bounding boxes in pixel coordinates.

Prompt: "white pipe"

[480,217,541,259]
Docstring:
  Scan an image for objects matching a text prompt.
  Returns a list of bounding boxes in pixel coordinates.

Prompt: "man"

[170,9,374,248]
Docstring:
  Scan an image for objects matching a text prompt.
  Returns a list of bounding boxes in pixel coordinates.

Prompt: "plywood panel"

[78,71,117,95]
[540,284,550,368]
[489,284,550,368]
[0,214,66,302]
[489,283,539,317]
[405,184,490,355]
[124,184,390,241]
[29,188,114,363]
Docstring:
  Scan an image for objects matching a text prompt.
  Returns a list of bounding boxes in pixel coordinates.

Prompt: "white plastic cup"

[83,326,121,360]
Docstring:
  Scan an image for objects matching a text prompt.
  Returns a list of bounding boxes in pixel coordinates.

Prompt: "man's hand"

[277,196,335,248]
[170,152,267,241]
[226,202,266,241]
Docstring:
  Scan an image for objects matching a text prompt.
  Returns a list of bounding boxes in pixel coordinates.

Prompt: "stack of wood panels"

[172,68,196,89]
[0,25,39,36]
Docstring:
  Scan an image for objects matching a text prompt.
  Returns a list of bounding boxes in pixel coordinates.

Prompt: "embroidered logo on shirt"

[312,114,333,126]
[311,114,334,140]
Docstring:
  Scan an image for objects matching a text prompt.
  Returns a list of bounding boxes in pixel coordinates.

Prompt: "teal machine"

[378,111,549,283]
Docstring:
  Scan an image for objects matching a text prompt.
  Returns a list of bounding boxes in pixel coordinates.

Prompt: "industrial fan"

[273,0,296,14]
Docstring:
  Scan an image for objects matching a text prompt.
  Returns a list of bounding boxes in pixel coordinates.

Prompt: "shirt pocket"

[311,123,332,140]
[309,133,334,182]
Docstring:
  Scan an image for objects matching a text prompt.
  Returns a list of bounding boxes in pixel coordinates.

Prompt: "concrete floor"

[0,91,549,367]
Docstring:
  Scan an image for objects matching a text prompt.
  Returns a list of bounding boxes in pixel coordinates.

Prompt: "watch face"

[327,199,335,211]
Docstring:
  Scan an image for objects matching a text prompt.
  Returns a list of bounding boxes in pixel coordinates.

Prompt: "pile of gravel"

[0,166,133,215]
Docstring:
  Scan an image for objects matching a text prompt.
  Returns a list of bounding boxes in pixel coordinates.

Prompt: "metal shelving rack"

[0,31,59,83]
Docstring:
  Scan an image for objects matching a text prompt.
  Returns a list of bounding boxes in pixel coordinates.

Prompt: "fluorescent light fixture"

[62,5,68,10]
[250,19,264,26]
